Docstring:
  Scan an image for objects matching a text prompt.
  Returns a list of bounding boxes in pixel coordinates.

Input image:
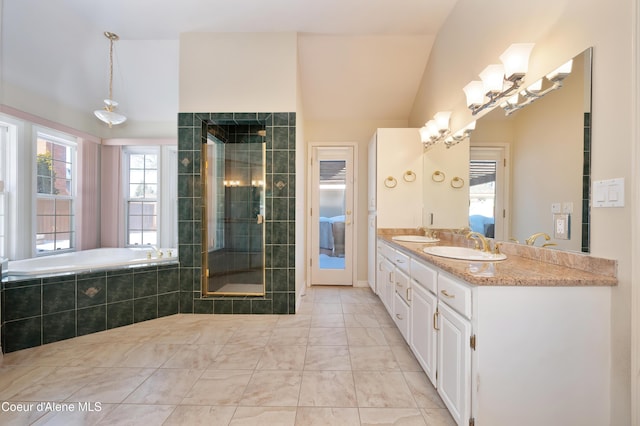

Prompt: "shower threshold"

[213,283,264,294]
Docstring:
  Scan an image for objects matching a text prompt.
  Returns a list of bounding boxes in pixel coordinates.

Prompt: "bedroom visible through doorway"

[309,146,355,286]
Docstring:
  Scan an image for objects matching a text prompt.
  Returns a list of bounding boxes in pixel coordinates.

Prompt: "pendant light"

[94,32,126,127]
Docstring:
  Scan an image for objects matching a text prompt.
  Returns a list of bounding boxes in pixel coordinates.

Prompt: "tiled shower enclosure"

[177,112,296,314]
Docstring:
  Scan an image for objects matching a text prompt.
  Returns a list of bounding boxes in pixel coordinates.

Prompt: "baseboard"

[354,280,369,288]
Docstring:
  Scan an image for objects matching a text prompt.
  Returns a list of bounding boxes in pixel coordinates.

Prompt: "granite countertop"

[379,234,618,287]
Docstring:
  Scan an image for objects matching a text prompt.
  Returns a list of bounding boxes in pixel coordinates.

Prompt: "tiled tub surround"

[378,229,617,286]
[1,263,179,353]
[178,112,296,314]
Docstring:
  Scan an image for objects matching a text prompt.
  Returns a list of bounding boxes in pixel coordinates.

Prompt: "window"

[125,148,158,246]
[0,126,7,258]
[36,134,76,253]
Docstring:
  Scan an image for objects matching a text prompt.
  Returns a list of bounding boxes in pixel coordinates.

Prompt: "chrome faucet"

[466,231,491,252]
[525,232,551,246]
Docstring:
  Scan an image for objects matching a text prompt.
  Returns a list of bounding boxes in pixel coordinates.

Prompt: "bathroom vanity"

[376,233,616,426]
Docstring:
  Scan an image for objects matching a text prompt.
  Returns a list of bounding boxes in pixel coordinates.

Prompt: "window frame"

[34,128,77,256]
[123,146,161,248]
[0,125,8,258]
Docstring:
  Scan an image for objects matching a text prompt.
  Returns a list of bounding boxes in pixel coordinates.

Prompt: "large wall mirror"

[465,47,592,253]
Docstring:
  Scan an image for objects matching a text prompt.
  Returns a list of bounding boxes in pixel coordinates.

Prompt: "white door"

[437,301,472,426]
[410,283,438,386]
[469,146,508,240]
[310,146,355,285]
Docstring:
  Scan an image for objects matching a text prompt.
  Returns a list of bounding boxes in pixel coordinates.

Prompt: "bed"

[319,215,345,255]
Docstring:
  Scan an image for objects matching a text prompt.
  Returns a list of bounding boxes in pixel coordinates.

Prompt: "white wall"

[409,0,633,423]
[179,33,298,113]
[3,82,177,140]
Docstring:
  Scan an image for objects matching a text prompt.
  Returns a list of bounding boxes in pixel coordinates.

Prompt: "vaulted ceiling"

[1,0,458,128]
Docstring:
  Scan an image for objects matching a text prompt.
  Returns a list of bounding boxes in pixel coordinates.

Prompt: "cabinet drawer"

[395,268,411,305]
[394,292,410,342]
[438,273,472,319]
[411,258,437,294]
[378,240,395,260]
[393,250,410,274]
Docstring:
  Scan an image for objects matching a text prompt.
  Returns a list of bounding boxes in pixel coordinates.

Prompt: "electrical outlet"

[553,213,570,240]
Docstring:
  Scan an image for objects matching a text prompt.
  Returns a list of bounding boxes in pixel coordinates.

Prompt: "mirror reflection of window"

[469,160,497,238]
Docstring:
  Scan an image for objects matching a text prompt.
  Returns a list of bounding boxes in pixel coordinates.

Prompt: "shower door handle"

[257,214,264,224]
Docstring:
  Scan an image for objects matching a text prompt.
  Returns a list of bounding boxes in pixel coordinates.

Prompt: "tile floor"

[0,286,455,425]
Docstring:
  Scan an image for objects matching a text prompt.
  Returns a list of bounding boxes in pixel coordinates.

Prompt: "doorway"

[469,146,508,241]
[309,145,356,286]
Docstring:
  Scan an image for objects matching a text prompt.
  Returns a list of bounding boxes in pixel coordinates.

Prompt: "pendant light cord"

[108,34,114,102]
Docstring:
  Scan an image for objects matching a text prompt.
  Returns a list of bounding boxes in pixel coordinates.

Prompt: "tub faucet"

[147,245,163,258]
[525,232,551,246]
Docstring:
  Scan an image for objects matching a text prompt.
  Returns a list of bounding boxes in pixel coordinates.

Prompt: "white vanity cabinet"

[376,240,396,315]
[436,273,472,426]
[375,240,611,426]
[384,246,412,341]
[409,258,438,386]
[378,257,394,315]
[393,263,410,341]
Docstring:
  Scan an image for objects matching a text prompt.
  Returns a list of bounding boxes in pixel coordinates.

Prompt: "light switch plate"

[551,203,561,213]
[593,178,625,207]
[553,213,570,240]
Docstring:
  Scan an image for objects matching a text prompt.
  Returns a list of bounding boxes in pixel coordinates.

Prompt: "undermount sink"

[422,246,507,262]
[392,235,440,243]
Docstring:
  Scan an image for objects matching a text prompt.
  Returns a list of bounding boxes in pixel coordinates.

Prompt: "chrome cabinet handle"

[441,289,455,298]
[433,310,440,330]
[406,288,411,302]
[396,314,403,320]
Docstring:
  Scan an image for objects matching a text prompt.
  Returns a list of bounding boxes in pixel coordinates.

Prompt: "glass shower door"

[204,126,265,296]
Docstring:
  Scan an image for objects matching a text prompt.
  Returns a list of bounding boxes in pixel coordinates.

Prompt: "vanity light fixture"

[463,43,535,116]
[500,59,573,115]
[419,111,452,148]
[444,120,476,148]
[93,32,127,127]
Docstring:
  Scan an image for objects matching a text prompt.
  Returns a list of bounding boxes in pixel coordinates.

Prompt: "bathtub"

[7,247,178,278]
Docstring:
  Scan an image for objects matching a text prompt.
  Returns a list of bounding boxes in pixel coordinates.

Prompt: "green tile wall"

[582,112,591,253]
[1,263,179,353]
[178,112,296,314]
